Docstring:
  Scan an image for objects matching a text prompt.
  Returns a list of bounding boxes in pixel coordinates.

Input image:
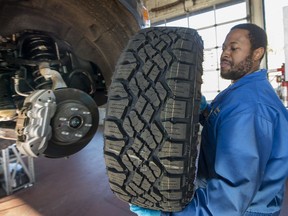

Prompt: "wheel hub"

[51,100,93,144]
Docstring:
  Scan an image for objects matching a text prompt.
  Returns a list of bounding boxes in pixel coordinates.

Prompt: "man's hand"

[200,95,208,112]
[130,205,161,216]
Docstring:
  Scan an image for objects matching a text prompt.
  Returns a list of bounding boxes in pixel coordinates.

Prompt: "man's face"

[220,29,255,81]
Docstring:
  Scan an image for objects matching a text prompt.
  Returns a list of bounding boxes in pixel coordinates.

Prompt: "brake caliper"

[16,89,57,157]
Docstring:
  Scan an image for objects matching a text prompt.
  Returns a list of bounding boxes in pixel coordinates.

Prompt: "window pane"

[265,0,288,69]
[202,71,220,100]
[156,23,166,27]
[189,10,215,29]
[216,20,247,47]
[198,28,216,48]
[166,17,188,27]
[203,48,218,71]
[216,2,247,23]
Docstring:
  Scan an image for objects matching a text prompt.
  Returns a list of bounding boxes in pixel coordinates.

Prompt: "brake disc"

[44,88,99,158]
[16,88,99,158]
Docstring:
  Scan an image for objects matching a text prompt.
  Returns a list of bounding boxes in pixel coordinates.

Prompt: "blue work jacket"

[162,69,288,216]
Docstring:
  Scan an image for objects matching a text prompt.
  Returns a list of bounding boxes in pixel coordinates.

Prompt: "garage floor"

[0,126,288,216]
[0,126,134,216]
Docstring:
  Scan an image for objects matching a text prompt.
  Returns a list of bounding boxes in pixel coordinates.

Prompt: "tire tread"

[104,27,203,212]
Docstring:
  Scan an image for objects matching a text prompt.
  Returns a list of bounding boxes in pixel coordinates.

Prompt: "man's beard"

[220,54,253,80]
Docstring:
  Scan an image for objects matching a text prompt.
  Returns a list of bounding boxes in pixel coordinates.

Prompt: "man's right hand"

[200,95,208,112]
[129,205,161,216]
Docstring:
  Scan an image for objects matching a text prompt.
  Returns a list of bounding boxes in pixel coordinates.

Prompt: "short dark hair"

[231,23,267,54]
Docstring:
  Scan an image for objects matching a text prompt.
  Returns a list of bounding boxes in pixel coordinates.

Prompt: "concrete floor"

[0,126,288,216]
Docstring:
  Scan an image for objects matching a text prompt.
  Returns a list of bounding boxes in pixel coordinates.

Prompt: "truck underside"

[0,0,140,157]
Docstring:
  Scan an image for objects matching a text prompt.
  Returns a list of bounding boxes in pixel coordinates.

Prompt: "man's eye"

[231,47,239,51]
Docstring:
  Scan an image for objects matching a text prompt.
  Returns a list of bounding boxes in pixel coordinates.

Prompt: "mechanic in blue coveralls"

[130,23,288,216]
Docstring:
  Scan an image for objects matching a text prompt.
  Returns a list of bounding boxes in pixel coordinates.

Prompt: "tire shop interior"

[0,0,288,215]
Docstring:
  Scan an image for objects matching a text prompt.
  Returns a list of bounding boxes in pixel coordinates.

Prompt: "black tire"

[104,27,203,212]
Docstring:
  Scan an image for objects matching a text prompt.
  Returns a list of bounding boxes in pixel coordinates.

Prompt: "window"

[265,0,288,69]
[154,0,248,100]
[166,17,188,27]
[264,0,288,89]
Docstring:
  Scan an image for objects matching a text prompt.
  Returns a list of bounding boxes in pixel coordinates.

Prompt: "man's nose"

[221,48,230,58]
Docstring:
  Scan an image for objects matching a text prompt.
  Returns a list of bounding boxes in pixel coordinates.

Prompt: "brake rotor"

[44,88,99,158]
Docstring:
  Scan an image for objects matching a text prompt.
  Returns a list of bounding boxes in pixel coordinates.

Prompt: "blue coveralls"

[162,69,288,216]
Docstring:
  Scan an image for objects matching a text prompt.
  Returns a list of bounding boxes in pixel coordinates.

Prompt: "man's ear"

[253,47,265,61]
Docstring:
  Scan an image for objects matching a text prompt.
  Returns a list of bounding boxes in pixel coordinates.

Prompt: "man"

[130,23,288,216]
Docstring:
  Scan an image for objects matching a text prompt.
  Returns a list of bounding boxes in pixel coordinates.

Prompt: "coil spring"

[21,33,59,89]
[22,34,58,61]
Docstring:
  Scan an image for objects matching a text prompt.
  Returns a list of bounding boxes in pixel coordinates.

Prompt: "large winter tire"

[104,27,203,212]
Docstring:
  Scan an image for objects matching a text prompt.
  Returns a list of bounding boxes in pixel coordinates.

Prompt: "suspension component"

[39,63,67,90]
[0,30,100,157]
[20,32,61,89]
[20,33,58,61]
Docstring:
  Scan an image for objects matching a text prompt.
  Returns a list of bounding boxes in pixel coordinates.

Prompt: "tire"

[104,27,203,212]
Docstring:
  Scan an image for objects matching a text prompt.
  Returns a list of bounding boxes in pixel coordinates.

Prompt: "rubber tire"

[104,27,203,212]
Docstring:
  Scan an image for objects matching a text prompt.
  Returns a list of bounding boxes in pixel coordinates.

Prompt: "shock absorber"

[20,32,60,89]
